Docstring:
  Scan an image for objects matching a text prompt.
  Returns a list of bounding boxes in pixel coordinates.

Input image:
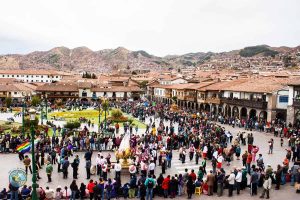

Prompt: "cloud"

[0,0,299,56]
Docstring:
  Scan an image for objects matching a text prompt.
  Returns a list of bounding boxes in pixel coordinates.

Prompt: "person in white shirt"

[102,163,108,180]
[153,148,158,164]
[114,160,122,179]
[227,170,235,197]
[96,153,102,175]
[213,150,218,159]
[62,186,71,199]
[148,161,156,175]
[45,186,54,199]
[260,175,272,199]
[235,168,242,195]
[107,138,113,150]
[217,154,224,169]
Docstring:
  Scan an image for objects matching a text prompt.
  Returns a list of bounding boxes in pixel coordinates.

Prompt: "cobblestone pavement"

[0,115,298,199]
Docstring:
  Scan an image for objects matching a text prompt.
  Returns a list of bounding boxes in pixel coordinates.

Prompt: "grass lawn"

[0,120,55,136]
[49,109,146,129]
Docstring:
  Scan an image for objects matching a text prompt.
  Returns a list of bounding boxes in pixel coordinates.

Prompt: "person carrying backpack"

[144,175,156,200]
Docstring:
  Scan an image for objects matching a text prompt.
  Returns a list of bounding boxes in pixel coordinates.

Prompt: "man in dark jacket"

[72,155,80,179]
[62,157,70,179]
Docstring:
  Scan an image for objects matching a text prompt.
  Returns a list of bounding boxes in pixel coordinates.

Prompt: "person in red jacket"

[189,169,197,182]
[87,179,95,200]
[162,175,170,198]
[246,153,252,174]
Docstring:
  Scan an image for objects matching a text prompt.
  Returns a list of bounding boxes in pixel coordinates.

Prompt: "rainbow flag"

[16,139,39,154]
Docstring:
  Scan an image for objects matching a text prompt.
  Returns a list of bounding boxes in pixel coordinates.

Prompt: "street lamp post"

[22,98,25,137]
[103,98,108,132]
[98,99,101,134]
[29,108,38,200]
[45,94,48,122]
[41,95,44,125]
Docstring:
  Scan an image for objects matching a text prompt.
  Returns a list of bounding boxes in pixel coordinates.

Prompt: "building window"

[230,93,233,98]
[14,92,17,95]
[279,96,288,103]
[12,75,14,77]
[2,75,4,77]
[82,91,87,97]
[7,75,9,77]
[41,76,43,78]
[17,75,19,77]
[250,94,254,100]
[46,80,48,82]
[56,76,58,78]
[41,80,43,82]
[27,75,29,78]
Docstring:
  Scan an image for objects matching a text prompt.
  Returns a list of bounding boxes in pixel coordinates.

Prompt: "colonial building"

[36,83,79,101]
[220,78,289,122]
[158,77,187,85]
[0,82,36,106]
[0,70,70,83]
[149,77,292,123]
[287,80,300,125]
[36,81,142,102]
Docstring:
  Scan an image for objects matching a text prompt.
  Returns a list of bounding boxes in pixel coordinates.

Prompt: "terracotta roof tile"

[36,83,78,92]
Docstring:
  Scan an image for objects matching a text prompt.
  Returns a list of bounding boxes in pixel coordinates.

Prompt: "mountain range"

[0,45,299,72]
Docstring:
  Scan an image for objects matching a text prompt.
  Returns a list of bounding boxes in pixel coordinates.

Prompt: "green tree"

[102,99,109,111]
[139,81,148,89]
[5,97,12,108]
[24,116,39,128]
[172,96,178,102]
[111,109,123,119]
[31,96,41,107]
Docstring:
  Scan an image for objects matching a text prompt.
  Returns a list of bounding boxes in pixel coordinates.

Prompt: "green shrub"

[64,121,81,130]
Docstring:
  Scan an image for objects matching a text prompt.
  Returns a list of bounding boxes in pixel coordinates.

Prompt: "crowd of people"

[0,100,300,200]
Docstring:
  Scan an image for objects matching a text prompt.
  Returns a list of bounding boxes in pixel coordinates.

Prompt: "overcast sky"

[0,0,300,56]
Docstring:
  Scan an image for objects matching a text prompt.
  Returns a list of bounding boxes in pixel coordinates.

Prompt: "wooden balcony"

[221,98,268,109]
[197,97,221,104]
[206,97,221,104]
[165,93,172,98]
[47,93,79,98]
[185,95,197,102]
[197,98,205,103]
[177,96,185,101]
[293,98,300,107]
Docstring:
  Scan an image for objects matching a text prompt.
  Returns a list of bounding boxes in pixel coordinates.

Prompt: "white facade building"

[159,77,187,85]
[0,70,68,83]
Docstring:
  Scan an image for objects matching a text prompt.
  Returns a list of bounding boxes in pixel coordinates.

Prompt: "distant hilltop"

[0,45,299,72]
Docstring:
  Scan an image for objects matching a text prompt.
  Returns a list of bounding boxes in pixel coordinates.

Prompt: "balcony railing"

[293,98,300,107]
[221,98,268,109]
[165,93,172,98]
[197,97,221,104]
[185,95,197,102]
[48,93,79,98]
